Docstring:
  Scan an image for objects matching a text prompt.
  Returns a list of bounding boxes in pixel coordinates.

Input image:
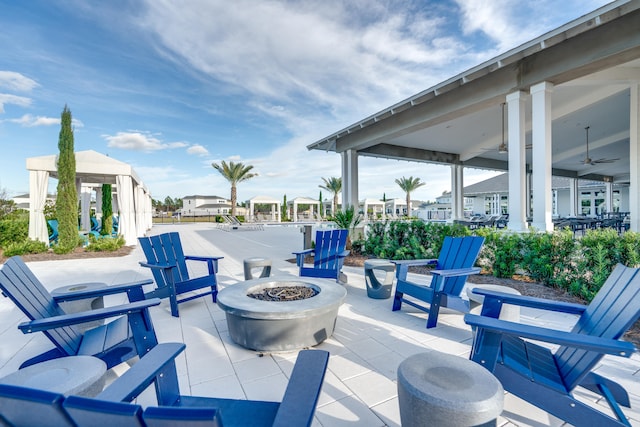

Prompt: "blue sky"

[0,0,612,204]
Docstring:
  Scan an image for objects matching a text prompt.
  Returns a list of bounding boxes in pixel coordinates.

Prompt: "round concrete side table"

[243,257,272,281]
[364,259,395,299]
[0,356,107,397]
[51,282,107,333]
[397,351,504,427]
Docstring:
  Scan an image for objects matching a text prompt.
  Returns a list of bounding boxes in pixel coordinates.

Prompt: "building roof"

[443,173,623,197]
[184,195,227,200]
[248,195,281,204]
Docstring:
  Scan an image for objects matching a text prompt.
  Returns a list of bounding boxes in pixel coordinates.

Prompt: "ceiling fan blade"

[592,158,619,164]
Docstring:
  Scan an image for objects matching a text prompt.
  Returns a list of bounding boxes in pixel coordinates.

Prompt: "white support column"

[630,82,640,232]
[526,170,532,218]
[341,149,359,210]
[605,181,613,214]
[530,82,554,232]
[569,178,579,217]
[506,91,528,231]
[450,164,464,221]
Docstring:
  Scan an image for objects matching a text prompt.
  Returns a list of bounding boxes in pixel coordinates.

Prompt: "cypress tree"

[101,183,113,235]
[55,105,78,253]
[282,194,288,221]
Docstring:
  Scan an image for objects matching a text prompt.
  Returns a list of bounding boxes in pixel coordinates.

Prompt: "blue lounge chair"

[465,263,640,426]
[0,343,329,427]
[138,232,223,317]
[47,219,59,243]
[0,256,160,369]
[391,235,484,328]
[47,219,99,245]
[293,229,350,282]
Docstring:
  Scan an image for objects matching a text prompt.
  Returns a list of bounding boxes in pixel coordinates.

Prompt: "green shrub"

[86,235,125,252]
[474,228,525,278]
[0,217,29,248]
[521,228,575,285]
[360,221,468,260]
[359,220,640,303]
[619,231,640,267]
[3,239,48,257]
[50,233,84,254]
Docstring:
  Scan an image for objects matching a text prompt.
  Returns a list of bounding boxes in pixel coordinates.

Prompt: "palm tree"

[395,176,425,217]
[319,177,342,215]
[331,205,362,250]
[212,160,258,216]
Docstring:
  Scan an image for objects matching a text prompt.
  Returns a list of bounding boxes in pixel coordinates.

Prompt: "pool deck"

[1,223,639,426]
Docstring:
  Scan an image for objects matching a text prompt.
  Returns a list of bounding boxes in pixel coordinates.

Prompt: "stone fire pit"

[217,276,347,351]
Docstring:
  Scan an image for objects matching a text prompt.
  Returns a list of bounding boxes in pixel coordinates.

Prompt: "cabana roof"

[26,150,143,186]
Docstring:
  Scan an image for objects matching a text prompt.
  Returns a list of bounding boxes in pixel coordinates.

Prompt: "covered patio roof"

[309,1,640,230]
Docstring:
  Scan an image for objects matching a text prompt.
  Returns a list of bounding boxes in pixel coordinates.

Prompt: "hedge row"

[355,220,640,302]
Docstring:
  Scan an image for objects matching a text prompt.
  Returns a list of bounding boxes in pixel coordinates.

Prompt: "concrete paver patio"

[1,223,638,426]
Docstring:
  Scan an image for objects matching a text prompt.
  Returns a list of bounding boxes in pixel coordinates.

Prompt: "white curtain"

[134,185,145,237]
[145,191,153,231]
[116,175,137,245]
[28,170,49,244]
[95,186,103,221]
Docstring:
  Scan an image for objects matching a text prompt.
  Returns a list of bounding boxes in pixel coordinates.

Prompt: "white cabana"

[248,195,281,222]
[287,197,321,222]
[385,198,407,218]
[26,150,151,246]
[360,198,385,220]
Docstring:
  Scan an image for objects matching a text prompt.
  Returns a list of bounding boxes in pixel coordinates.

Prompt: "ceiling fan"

[495,103,531,154]
[580,126,618,165]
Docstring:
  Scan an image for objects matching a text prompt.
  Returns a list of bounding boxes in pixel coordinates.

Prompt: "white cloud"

[135,165,181,181]
[7,114,58,127]
[0,94,32,113]
[187,144,209,156]
[138,0,475,126]
[454,0,612,52]
[103,131,188,152]
[0,71,39,92]
[118,0,596,201]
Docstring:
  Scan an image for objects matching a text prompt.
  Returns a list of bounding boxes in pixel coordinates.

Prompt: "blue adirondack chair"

[0,343,329,427]
[392,235,484,328]
[0,256,161,369]
[293,229,350,282]
[465,263,640,426]
[138,232,223,317]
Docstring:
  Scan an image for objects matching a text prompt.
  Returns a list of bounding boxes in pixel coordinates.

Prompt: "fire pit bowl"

[217,276,347,351]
